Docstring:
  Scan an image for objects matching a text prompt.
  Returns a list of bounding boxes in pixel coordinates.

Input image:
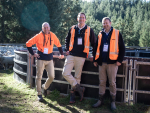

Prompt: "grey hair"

[102,17,111,24]
[42,22,50,28]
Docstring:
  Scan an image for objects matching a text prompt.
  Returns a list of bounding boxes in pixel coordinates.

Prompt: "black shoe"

[42,86,47,97]
[38,95,43,102]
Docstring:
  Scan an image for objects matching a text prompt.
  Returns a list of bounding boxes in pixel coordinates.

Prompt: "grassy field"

[0,70,150,113]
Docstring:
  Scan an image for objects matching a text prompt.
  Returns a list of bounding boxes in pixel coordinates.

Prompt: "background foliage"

[0,0,150,47]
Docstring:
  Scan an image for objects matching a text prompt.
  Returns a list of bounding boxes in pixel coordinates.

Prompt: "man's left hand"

[116,61,121,66]
[59,55,64,59]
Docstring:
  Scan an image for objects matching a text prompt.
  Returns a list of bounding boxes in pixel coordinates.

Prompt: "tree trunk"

[1,0,5,43]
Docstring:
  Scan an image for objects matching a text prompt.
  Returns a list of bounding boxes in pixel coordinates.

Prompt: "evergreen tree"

[139,21,150,47]
[1,0,150,47]
[0,0,82,43]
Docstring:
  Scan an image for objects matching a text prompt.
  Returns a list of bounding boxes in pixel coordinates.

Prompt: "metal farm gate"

[13,50,150,104]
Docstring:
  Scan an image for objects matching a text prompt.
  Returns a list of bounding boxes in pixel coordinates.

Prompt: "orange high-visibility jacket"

[95,29,119,60]
[26,31,61,54]
[69,25,90,55]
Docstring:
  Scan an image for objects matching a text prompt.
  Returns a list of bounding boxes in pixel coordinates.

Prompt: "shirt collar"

[78,24,86,30]
[102,27,112,35]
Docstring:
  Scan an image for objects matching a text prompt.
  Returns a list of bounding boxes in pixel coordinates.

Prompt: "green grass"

[0,69,150,113]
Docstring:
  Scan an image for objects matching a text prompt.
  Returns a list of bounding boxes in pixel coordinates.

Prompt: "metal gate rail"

[15,50,150,104]
[27,53,128,102]
[133,60,150,104]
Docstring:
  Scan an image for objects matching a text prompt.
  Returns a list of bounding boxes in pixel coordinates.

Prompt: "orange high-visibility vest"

[69,25,90,57]
[95,29,119,60]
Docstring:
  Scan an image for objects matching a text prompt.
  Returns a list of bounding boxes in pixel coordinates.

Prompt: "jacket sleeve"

[65,29,71,51]
[89,28,96,56]
[93,36,98,62]
[26,34,39,47]
[53,33,64,55]
[53,33,62,47]
[26,34,39,55]
[27,47,34,55]
[117,32,125,63]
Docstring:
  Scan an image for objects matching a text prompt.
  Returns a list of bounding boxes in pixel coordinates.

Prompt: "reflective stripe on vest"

[95,32,102,60]
[95,29,119,60]
[83,26,90,53]
[109,29,119,60]
[69,25,90,56]
[69,25,76,50]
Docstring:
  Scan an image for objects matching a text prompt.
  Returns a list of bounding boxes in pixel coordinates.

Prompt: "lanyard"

[43,33,51,46]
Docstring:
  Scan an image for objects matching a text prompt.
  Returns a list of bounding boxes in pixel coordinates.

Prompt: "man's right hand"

[93,62,98,67]
[66,51,69,56]
[33,53,40,58]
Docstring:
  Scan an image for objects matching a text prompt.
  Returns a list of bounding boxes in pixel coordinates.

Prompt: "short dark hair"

[77,12,86,19]
[102,17,111,24]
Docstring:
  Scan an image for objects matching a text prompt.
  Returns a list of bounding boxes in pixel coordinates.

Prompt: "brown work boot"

[110,95,116,110]
[74,84,85,101]
[92,94,104,108]
[69,90,75,104]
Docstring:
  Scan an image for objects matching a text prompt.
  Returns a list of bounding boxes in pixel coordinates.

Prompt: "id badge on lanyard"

[78,37,82,45]
[43,48,48,54]
[103,43,108,52]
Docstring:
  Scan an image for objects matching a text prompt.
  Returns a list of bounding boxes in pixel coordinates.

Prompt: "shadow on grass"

[0,70,149,113]
[46,91,112,113]
[45,90,150,113]
[0,106,20,113]
[0,78,44,113]
[0,69,13,75]
[41,99,80,113]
